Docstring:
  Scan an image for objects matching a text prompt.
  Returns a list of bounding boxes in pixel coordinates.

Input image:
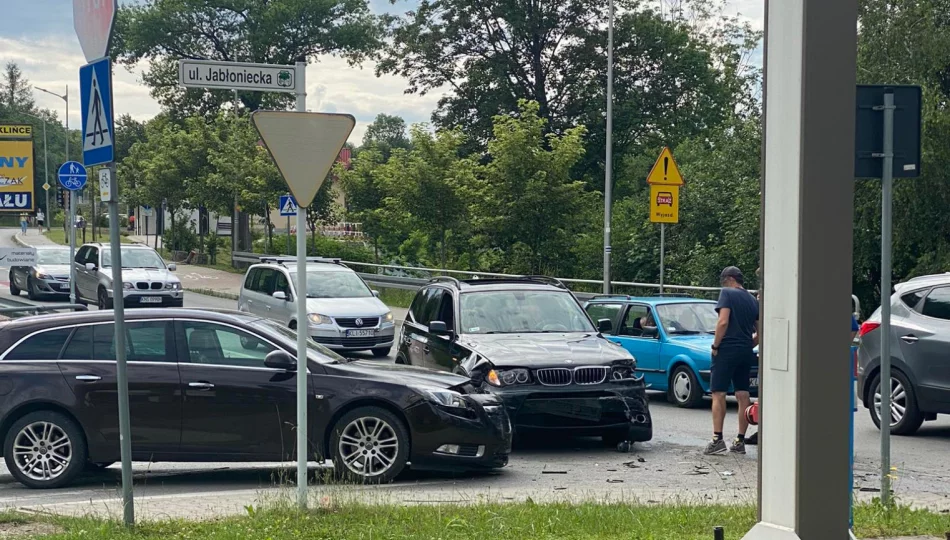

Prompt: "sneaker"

[730,438,746,454]
[703,438,727,455]
[745,432,758,446]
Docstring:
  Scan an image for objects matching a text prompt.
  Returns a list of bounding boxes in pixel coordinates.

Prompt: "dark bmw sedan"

[0,309,511,489]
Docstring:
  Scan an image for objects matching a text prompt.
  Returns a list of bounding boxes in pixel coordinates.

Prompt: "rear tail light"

[858,321,880,337]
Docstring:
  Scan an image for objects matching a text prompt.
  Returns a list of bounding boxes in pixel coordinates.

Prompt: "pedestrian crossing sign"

[279,194,298,216]
[80,57,114,167]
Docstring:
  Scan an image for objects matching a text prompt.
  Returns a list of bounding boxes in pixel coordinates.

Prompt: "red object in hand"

[745,402,759,426]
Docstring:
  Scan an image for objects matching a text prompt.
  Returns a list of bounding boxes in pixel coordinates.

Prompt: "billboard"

[0,139,35,211]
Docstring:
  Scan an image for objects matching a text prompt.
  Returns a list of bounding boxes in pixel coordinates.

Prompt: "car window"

[408,288,429,324]
[183,321,276,368]
[901,289,927,312]
[102,248,165,269]
[37,249,71,265]
[4,328,73,360]
[256,268,277,295]
[435,291,455,331]
[585,303,623,334]
[421,288,445,328]
[275,271,292,296]
[459,290,596,334]
[619,305,659,337]
[921,287,950,320]
[655,302,719,335]
[62,326,93,360]
[289,269,372,298]
[92,322,173,362]
[74,246,88,264]
[244,268,260,291]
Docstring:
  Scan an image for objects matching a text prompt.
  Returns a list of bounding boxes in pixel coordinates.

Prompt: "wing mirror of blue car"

[264,350,297,371]
[429,320,455,340]
[642,326,659,338]
[272,291,288,301]
[597,318,613,333]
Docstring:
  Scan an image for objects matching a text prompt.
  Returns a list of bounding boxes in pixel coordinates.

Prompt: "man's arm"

[754,320,761,347]
[713,308,730,355]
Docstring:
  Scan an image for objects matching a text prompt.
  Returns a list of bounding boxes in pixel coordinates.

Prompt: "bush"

[164,216,198,252]
[267,233,375,263]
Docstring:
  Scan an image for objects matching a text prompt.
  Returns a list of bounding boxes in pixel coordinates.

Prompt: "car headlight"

[414,386,467,408]
[486,368,530,387]
[383,311,394,323]
[307,313,332,325]
[122,282,134,290]
[33,270,51,279]
[164,282,182,290]
[610,366,637,381]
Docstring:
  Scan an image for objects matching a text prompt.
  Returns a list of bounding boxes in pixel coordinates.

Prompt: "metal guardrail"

[231,251,862,316]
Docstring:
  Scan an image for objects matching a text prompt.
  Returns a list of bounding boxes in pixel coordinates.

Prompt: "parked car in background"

[8,247,72,300]
[584,296,759,408]
[396,276,652,445]
[238,257,395,357]
[0,309,511,488]
[857,273,950,435]
[72,243,183,309]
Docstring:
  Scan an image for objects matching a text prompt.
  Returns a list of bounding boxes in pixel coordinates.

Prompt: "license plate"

[139,296,163,304]
[750,377,759,387]
[346,329,374,338]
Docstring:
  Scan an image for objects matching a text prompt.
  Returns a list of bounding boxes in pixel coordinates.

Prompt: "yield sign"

[646,147,685,186]
[251,111,355,206]
[73,0,118,63]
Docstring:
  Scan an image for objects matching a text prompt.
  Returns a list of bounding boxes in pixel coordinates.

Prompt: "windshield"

[37,249,71,265]
[251,319,344,364]
[460,290,596,334]
[102,248,166,269]
[655,302,719,335]
[289,270,372,298]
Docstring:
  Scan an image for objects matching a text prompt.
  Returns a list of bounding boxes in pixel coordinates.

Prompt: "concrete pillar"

[743,0,857,538]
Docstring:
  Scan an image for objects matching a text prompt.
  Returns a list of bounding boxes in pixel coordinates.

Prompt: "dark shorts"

[710,346,756,393]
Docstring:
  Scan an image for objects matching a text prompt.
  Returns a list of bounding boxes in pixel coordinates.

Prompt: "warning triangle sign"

[83,68,113,152]
[251,111,355,206]
[646,147,685,186]
[281,198,297,214]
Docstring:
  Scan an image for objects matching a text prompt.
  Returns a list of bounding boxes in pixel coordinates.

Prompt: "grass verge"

[41,229,133,246]
[15,502,950,539]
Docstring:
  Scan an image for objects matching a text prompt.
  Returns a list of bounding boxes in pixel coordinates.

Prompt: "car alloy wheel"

[668,366,703,408]
[338,417,399,478]
[12,421,73,482]
[873,376,906,428]
[869,370,924,436]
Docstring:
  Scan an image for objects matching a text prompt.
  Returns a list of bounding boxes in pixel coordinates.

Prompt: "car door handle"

[75,375,101,381]
[423,346,430,354]
[188,381,215,389]
[900,334,919,344]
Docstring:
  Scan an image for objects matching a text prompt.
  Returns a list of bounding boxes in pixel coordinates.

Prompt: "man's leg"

[736,391,751,435]
[712,392,728,433]
[705,356,733,455]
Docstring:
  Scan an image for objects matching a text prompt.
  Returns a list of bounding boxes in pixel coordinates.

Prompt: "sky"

[1,0,764,144]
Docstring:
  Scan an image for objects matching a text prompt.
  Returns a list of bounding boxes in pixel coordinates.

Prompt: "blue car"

[584,296,759,408]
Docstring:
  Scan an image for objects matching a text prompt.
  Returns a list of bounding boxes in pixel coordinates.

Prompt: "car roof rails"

[589,294,633,301]
[429,276,462,288]
[257,256,347,268]
[520,275,569,290]
[655,292,692,298]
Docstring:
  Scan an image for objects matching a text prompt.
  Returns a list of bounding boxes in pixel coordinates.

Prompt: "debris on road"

[616,441,633,452]
[542,470,568,475]
[623,461,640,469]
[721,471,734,477]
[607,479,624,483]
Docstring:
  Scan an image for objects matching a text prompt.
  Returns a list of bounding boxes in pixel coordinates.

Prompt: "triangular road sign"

[646,147,685,186]
[83,67,113,153]
[251,111,355,206]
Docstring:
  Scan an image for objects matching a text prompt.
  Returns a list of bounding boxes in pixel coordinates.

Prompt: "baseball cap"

[720,266,744,284]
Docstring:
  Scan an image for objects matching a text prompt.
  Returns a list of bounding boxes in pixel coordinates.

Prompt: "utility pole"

[602,0,615,294]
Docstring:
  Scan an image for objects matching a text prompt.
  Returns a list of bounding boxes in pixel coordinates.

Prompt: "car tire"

[27,277,40,301]
[8,272,20,296]
[3,411,88,489]
[98,288,113,310]
[667,365,704,408]
[869,370,924,436]
[330,406,409,484]
[371,347,391,358]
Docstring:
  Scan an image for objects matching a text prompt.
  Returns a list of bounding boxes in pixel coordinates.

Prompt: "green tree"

[338,148,402,263]
[0,62,35,114]
[361,113,411,159]
[471,100,596,275]
[115,0,387,117]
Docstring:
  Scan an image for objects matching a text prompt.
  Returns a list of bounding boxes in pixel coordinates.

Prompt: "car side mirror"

[273,291,288,301]
[168,263,177,271]
[372,290,380,297]
[642,326,659,338]
[597,318,613,333]
[429,320,455,340]
[84,262,96,271]
[264,350,297,371]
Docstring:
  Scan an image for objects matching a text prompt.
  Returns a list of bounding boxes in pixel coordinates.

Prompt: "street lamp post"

[35,85,76,303]
[22,113,50,232]
[602,0,615,294]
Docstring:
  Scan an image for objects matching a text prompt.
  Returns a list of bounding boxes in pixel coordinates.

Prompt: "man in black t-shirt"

[705,266,760,455]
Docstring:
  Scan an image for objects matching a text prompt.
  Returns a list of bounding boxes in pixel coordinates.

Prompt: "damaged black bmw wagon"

[396,277,652,444]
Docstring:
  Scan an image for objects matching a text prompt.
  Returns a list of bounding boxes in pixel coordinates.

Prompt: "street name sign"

[279,194,298,216]
[74,0,118,63]
[58,161,87,191]
[80,58,114,166]
[179,60,300,93]
[251,111,355,206]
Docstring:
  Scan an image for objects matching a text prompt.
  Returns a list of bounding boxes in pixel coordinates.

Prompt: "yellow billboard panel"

[0,125,33,139]
[0,140,35,211]
[649,184,679,223]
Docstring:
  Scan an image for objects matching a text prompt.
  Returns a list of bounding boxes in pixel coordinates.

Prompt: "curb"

[13,233,30,248]
[185,287,240,301]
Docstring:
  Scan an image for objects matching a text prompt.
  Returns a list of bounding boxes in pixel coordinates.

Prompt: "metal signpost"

[252,110,355,509]
[854,85,921,507]
[57,161,86,302]
[646,148,684,294]
[74,0,127,525]
[280,194,298,255]
[602,0,615,295]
